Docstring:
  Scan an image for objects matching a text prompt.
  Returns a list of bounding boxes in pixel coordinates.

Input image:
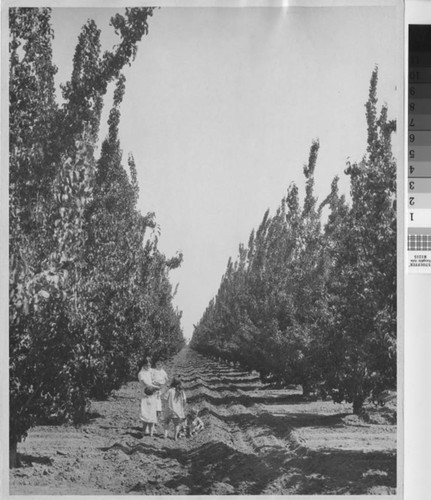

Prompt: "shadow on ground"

[105,438,395,495]
[270,448,396,495]
[209,410,350,437]
[188,391,306,408]
[18,454,54,467]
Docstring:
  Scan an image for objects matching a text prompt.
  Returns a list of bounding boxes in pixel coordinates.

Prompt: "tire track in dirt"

[10,346,397,495]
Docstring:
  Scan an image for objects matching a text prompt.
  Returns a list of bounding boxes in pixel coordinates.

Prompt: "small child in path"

[163,378,186,440]
[186,410,204,437]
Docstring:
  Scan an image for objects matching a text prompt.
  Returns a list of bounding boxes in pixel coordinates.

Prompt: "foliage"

[191,68,396,413]
[9,7,184,465]
[319,67,396,413]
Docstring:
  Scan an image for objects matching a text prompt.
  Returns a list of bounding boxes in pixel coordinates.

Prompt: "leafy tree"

[192,69,396,414]
[10,7,65,467]
[9,7,184,467]
[192,141,324,390]
[320,67,396,413]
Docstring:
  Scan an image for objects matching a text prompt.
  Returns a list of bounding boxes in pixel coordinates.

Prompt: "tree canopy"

[9,7,184,467]
[191,67,396,413]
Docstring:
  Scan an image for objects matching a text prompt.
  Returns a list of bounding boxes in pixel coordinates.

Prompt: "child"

[163,377,186,440]
[186,410,204,437]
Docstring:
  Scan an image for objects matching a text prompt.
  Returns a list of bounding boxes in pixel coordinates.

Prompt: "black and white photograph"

[5,0,403,496]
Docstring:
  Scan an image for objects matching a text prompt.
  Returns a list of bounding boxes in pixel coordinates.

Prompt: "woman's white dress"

[138,369,157,424]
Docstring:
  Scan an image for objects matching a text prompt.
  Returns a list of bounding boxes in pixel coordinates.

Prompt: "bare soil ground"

[10,347,397,495]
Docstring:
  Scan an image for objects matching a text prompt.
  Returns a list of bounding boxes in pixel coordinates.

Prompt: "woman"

[138,358,159,437]
[152,359,169,420]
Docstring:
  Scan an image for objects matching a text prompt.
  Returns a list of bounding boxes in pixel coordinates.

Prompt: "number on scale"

[409,70,419,81]
[410,197,415,206]
[409,150,415,159]
[410,165,415,175]
[409,86,416,96]
[409,102,415,112]
[409,118,415,128]
[410,134,415,143]
[410,181,415,190]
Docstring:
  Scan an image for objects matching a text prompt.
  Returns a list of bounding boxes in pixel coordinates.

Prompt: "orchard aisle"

[10,347,396,495]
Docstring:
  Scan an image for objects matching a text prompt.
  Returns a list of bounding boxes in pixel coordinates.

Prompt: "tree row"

[191,69,397,415]
[9,8,184,466]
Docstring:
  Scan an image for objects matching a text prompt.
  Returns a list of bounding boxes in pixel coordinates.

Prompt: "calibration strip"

[408,25,431,271]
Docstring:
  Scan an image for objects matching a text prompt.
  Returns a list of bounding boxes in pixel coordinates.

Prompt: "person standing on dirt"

[163,377,187,440]
[152,359,169,421]
[138,358,159,437]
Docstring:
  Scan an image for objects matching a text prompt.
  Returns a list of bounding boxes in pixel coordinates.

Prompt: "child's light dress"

[152,368,169,412]
[164,388,186,424]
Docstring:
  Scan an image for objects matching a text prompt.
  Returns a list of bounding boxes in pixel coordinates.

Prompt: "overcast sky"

[50,4,401,339]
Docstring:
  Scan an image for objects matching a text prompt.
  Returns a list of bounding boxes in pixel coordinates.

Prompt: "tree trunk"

[353,394,365,415]
[302,381,312,397]
[10,441,19,468]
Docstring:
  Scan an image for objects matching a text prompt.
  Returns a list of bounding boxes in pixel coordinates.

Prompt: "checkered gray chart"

[408,233,431,250]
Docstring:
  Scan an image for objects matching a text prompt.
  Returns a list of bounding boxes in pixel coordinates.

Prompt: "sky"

[50,4,401,339]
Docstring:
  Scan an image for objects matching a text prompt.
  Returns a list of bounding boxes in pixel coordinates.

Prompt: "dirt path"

[10,347,397,495]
